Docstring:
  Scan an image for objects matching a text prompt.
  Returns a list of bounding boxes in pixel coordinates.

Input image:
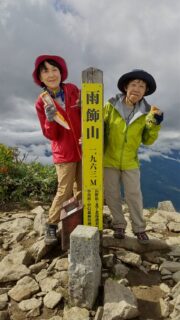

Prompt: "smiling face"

[39,61,61,90]
[124,79,147,105]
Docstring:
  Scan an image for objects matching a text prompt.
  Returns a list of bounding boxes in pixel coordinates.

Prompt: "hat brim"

[117,70,156,96]
[32,55,68,86]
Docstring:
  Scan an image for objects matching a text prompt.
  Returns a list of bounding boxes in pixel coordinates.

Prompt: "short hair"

[37,59,61,87]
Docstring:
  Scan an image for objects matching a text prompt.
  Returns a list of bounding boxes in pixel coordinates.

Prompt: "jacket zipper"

[120,122,128,168]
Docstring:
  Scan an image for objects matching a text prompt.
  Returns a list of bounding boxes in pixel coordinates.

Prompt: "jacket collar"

[109,93,151,124]
[46,88,65,101]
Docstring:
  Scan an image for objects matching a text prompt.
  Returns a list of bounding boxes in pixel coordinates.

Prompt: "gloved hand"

[45,104,56,122]
[146,106,164,127]
[154,112,164,125]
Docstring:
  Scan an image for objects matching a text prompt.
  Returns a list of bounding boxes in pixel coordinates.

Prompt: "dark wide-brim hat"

[32,54,68,86]
[117,69,156,96]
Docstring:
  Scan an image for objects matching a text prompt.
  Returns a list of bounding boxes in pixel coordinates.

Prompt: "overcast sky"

[0,0,180,164]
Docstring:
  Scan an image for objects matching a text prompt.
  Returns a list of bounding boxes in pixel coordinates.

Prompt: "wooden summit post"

[81,67,104,230]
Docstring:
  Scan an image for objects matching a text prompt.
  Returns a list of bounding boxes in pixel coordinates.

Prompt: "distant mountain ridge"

[140,149,180,211]
[39,145,180,211]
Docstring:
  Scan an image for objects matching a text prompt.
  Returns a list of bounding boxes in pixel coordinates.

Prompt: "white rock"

[167,222,180,232]
[172,271,180,283]
[55,258,68,271]
[160,283,171,293]
[158,200,176,212]
[159,297,170,317]
[18,297,42,311]
[0,218,33,234]
[31,206,45,215]
[116,248,142,267]
[43,290,63,309]
[8,276,39,302]
[39,277,59,293]
[63,306,89,320]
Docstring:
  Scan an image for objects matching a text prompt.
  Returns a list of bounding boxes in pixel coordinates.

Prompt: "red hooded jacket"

[35,83,81,163]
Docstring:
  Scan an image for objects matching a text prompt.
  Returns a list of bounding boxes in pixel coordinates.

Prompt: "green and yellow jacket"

[104,94,161,170]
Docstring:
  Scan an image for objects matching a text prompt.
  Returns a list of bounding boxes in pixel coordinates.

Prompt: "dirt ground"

[127,268,165,320]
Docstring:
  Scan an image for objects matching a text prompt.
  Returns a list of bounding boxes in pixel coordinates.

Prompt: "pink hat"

[32,54,68,86]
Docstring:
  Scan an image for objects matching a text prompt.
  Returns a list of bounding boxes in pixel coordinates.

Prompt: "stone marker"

[68,225,101,309]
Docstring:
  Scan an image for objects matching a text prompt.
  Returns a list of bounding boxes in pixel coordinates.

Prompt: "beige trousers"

[104,167,146,233]
[48,162,82,224]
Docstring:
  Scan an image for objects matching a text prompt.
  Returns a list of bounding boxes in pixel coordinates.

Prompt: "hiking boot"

[114,228,125,239]
[135,231,149,244]
[45,223,58,245]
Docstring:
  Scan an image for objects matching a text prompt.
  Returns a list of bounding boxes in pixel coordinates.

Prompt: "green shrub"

[0,144,57,205]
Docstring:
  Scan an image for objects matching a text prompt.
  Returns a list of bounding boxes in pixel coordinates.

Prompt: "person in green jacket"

[104,69,163,243]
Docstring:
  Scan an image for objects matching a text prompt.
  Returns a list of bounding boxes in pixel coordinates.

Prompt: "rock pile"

[0,200,179,320]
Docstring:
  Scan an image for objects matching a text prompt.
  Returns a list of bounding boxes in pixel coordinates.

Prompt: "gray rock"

[102,254,114,268]
[113,262,129,278]
[33,211,46,236]
[102,278,139,320]
[160,261,180,273]
[103,234,170,253]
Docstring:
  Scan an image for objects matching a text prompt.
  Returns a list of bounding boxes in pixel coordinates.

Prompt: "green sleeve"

[142,124,161,145]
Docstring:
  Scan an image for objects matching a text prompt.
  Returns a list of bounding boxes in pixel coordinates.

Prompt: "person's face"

[40,61,61,90]
[125,79,147,104]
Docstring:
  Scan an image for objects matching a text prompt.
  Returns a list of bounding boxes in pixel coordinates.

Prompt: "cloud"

[17,143,53,165]
[0,0,180,163]
[139,130,180,162]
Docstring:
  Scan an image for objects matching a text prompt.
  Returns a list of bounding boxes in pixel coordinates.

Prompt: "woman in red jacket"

[32,54,81,245]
